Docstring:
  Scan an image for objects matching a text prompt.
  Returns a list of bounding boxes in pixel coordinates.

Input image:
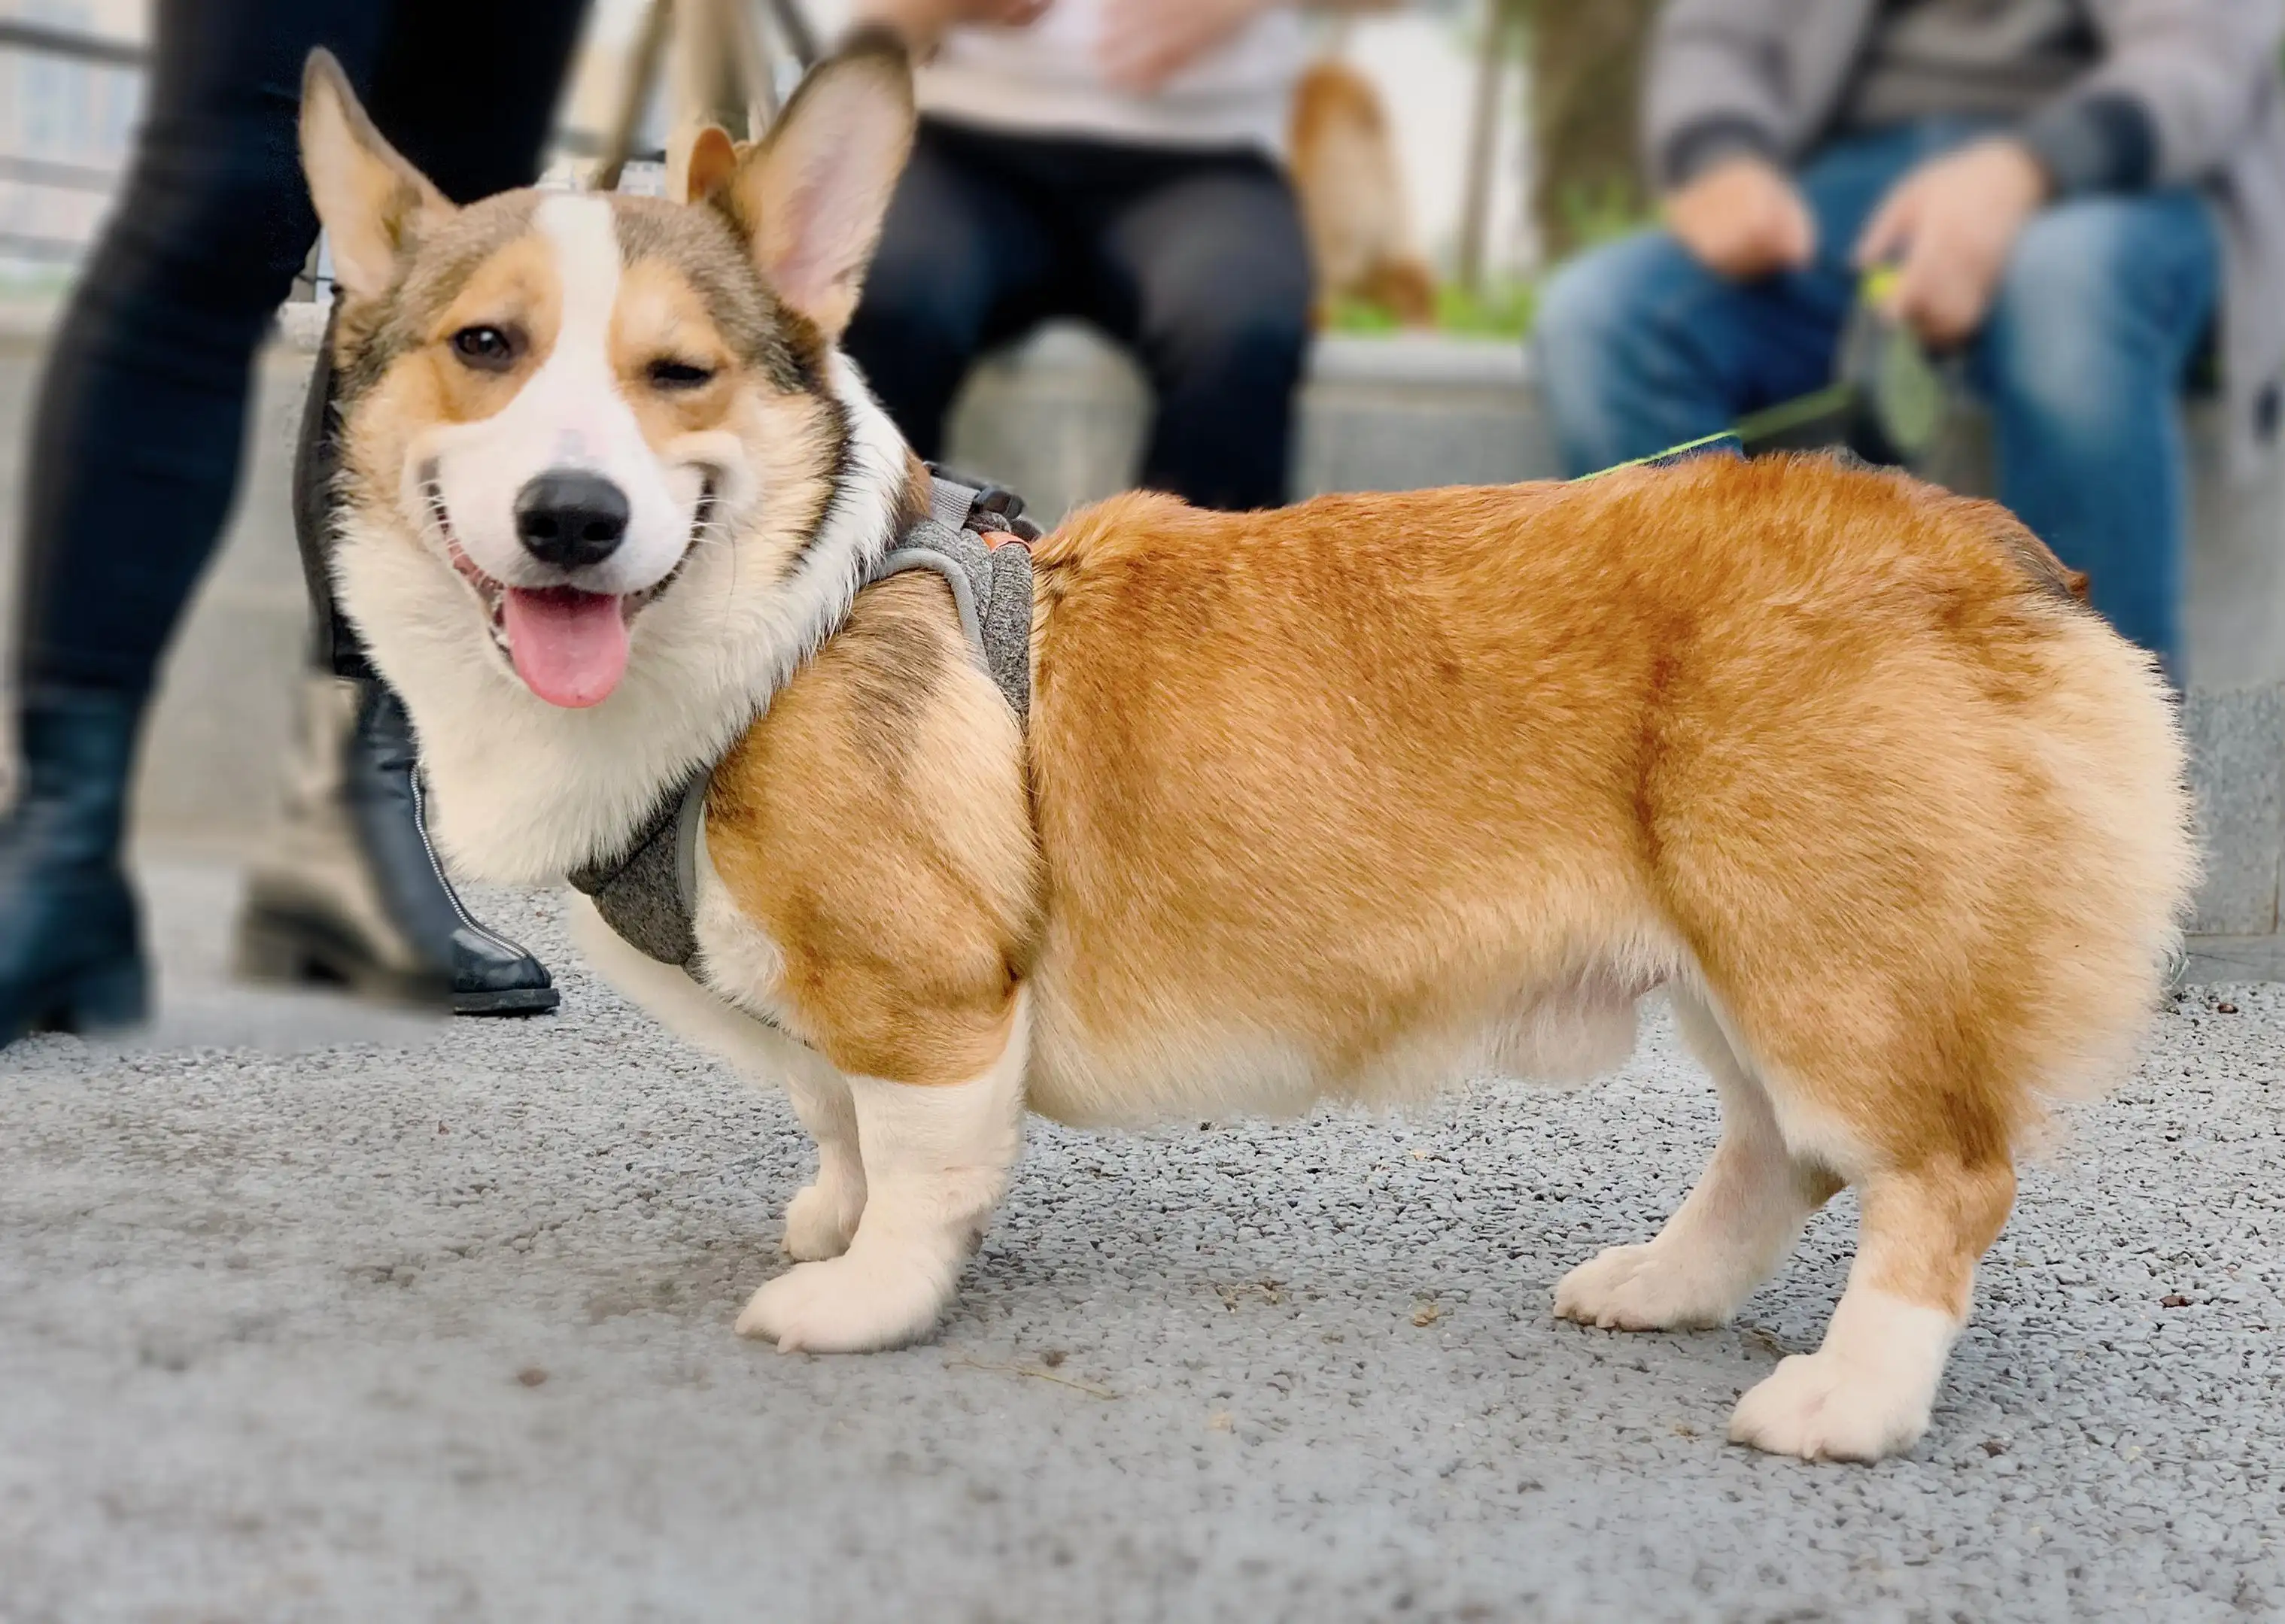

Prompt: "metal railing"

[0,18,147,68]
[0,19,144,267]
[0,17,667,253]
[0,5,816,272]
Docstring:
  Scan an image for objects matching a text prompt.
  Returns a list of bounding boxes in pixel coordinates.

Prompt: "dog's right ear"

[298,50,452,300]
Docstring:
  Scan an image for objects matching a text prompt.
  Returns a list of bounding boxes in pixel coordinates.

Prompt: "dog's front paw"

[1727,1351,1931,1462]
[781,1179,864,1261]
[734,1250,953,1353]
[1554,1242,1740,1331]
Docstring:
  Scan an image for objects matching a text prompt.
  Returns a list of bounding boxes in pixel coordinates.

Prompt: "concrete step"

[3,308,2276,950]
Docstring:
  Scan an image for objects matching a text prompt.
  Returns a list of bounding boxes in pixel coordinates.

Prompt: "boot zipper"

[408,768,525,961]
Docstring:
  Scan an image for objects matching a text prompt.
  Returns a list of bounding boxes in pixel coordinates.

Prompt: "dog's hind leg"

[1554,985,1840,1331]
[779,1056,867,1261]
[737,990,1029,1353]
[1727,1154,2013,1462]
[1693,969,2019,1462]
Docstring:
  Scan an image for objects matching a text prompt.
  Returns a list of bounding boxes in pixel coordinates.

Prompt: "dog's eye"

[450,326,518,371]
[647,358,716,391]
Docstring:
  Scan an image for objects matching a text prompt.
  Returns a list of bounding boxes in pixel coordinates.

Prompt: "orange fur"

[705,572,1040,1085]
[1023,460,2187,1150]
[609,257,740,444]
[424,234,563,419]
[693,451,2189,1383]
[1010,458,2186,1375]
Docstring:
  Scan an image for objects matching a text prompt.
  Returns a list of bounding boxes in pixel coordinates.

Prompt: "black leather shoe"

[234,677,559,1016]
[1,685,150,1043]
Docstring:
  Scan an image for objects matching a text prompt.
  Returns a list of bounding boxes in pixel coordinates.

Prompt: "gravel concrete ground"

[2,862,2280,1623]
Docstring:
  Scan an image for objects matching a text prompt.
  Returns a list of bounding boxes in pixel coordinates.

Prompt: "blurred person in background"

[848,0,1393,512]
[2,0,591,1043]
[1534,0,2285,687]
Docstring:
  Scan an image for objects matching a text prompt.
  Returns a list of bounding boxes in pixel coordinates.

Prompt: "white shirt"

[917,0,1307,154]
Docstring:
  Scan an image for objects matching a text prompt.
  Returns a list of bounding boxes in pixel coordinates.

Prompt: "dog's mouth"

[425,477,713,710]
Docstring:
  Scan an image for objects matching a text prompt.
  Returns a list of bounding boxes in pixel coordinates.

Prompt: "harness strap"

[568,470,1038,973]
[874,512,1035,725]
[570,770,711,969]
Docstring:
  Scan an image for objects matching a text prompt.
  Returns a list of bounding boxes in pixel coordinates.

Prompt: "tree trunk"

[1527,0,1658,261]
[1455,0,1525,293]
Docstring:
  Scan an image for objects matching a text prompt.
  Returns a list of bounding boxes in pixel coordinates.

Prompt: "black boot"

[233,675,559,1016]
[1,685,150,1043]
[232,311,557,1018]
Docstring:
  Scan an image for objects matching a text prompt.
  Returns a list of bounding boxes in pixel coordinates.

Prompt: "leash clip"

[927,461,1045,544]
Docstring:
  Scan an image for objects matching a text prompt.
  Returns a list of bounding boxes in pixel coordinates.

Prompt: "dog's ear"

[679,124,740,206]
[298,49,453,300]
[727,30,915,339]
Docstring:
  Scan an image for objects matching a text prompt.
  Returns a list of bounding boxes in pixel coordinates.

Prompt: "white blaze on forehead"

[532,193,624,464]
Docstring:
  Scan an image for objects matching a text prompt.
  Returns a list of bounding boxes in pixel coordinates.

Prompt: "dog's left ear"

[298,49,453,300]
[727,31,915,339]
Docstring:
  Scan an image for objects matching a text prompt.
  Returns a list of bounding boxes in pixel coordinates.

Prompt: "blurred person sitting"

[847,0,1390,513]
[1533,0,2285,686]
[2,0,591,1043]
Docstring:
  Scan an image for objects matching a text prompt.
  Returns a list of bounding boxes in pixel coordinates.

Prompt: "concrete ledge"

[3,308,2277,964]
[2183,933,2285,982]
[946,325,1556,524]
[2186,685,2283,936]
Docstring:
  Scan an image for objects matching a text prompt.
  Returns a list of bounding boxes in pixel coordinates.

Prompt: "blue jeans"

[1535,123,2221,679]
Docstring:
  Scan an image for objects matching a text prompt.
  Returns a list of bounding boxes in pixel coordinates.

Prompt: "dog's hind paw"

[735,1251,953,1353]
[1727,1350,1932,1462]
[1554,1241,1743,1331]
[781,1180,863,1261]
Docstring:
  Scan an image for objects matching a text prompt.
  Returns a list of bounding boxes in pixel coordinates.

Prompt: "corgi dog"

[298,35,2194,1463]
[1289,58,1439,329]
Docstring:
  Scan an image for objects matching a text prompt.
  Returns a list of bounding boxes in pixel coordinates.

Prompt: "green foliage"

[1551,177,1651,255]
[1323,277,1539,342]
[1436,277,1538,339]
[1323,296,1402,336]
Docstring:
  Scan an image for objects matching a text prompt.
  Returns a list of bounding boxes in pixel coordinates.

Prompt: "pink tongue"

[501,587,630,708]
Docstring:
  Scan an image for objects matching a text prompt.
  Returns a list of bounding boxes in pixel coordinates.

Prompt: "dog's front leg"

[737,992,1029,1353]
[779,1055,868,1261]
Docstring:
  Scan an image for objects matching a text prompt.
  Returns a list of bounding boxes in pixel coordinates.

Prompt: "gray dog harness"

[567,470,1041,970]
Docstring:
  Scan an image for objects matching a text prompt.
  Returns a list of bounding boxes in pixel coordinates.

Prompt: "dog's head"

[299,36,916,710]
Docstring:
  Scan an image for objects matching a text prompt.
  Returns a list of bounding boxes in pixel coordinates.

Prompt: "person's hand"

[862,0,1052,49]
[954,0,1053,26]
[1662,156,1816,280]
[1854,139,2050,348]
[1098,0,1268,93]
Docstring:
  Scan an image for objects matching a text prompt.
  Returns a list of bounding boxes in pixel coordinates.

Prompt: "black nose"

[514,469,630,569]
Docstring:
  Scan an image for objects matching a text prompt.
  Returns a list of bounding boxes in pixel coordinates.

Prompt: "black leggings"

[15,0,591,697]
[843,118,1314,514]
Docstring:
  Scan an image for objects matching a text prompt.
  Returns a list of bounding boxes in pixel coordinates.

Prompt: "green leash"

[1579,275,1942,479]
[1575,274,1947,479]
[1576,430,1745,481]
[1734,266,1946,466]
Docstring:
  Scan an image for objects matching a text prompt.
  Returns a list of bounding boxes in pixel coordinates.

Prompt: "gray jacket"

[1642,0,2285,474]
